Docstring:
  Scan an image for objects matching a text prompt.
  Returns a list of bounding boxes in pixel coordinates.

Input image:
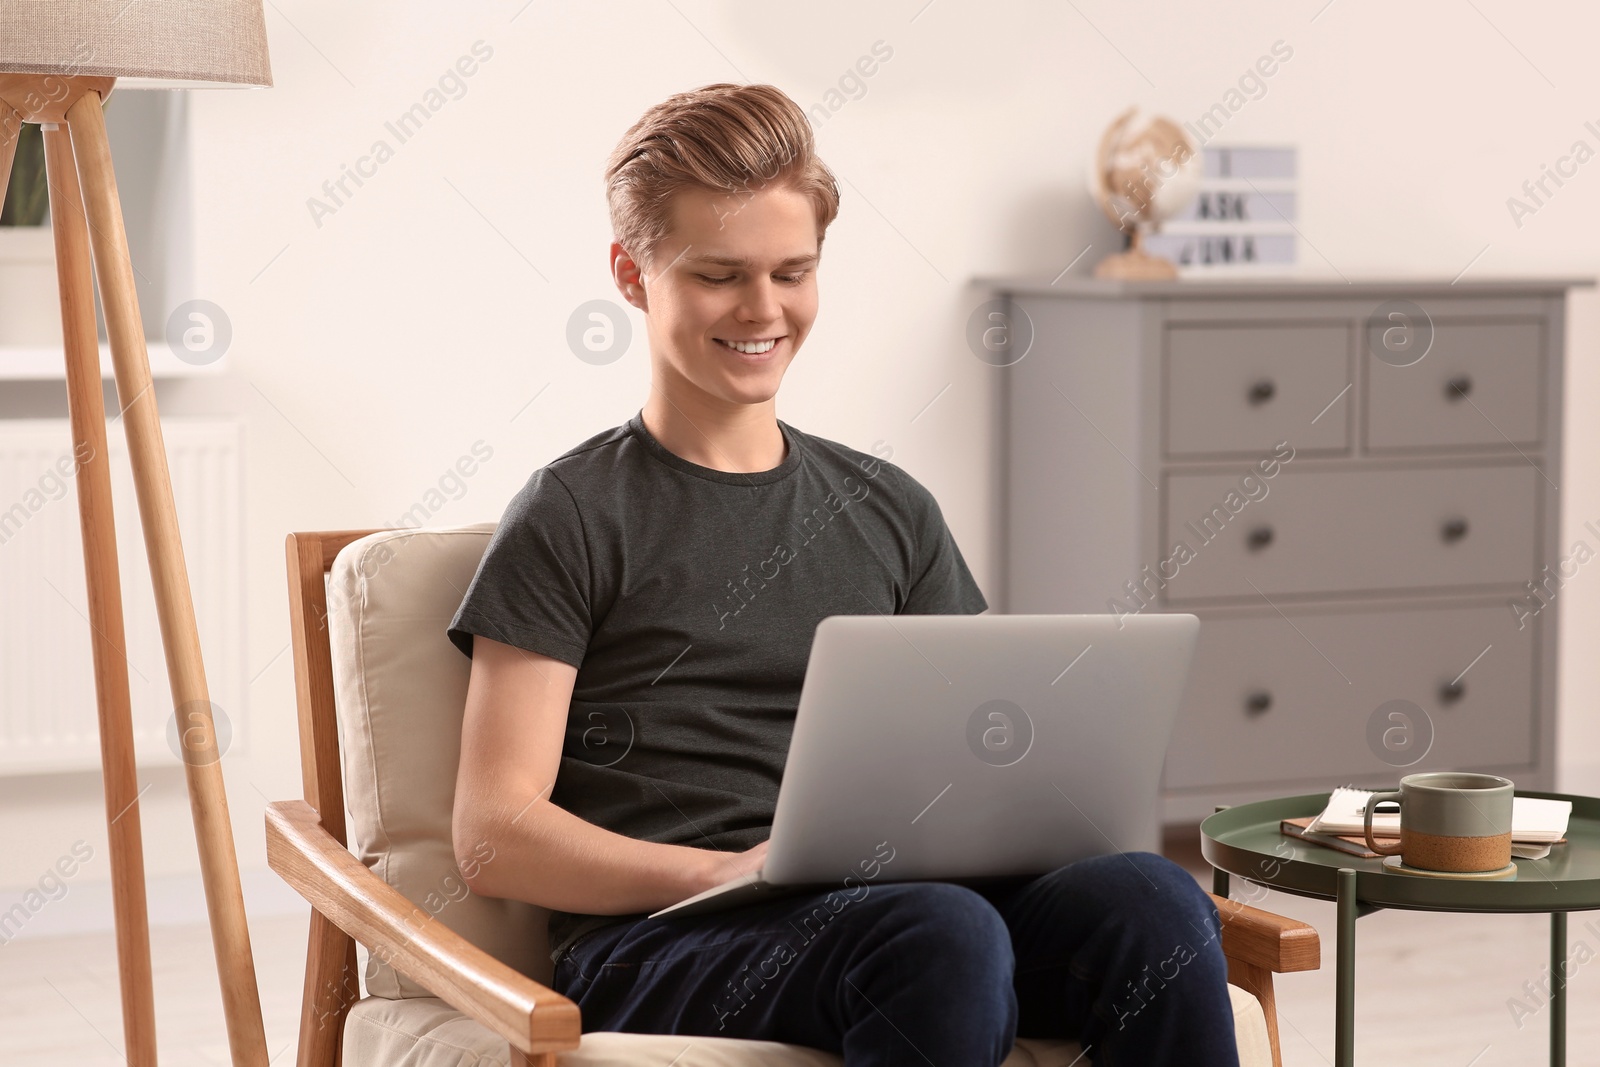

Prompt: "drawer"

[1366,320,1544,451]
[1164,322,1351,457]
[1163,603,1536,791]
[1160,464,1538,602]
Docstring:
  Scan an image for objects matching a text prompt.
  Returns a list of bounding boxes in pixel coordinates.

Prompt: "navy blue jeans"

[550,851,1239,1066]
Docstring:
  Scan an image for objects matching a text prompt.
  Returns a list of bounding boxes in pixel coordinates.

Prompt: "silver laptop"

[648,612,1200,919]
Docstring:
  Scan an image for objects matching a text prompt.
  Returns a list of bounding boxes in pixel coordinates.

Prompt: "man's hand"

[693,838,770,893]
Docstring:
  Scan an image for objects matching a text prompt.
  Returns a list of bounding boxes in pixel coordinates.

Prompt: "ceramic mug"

[1362,771,1514,872]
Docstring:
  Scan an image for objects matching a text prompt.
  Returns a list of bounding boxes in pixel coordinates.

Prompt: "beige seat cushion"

[327,525,1274,1066]
[342,986,1273,1065]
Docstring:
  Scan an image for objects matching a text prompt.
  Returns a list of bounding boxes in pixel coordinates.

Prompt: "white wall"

[3,0,1597,921]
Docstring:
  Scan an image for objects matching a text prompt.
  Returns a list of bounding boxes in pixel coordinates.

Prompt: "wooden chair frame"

[268,528,1320,1067]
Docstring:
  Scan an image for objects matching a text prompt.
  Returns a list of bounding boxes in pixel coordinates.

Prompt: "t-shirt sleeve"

[900,482,988,616]
[446,467,592,667]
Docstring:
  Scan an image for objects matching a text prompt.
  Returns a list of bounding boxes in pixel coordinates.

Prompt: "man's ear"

[611,242,649,312]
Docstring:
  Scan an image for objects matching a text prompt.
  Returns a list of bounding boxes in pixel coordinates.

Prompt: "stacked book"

[1147,145,1297,274]
[1282,786,1571,860]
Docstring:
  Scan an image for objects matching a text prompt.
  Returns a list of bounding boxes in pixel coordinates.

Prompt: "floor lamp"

[0,5,272,1066]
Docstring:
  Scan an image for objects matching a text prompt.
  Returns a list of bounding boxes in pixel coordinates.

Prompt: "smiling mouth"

[714,336,783,356]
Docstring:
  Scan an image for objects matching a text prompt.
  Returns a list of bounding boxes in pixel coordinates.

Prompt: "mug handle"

[1363,791,1405,856]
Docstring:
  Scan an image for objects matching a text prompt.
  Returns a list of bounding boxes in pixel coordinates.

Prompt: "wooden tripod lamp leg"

[0,103,19,200]
[64,88,269,1067]
[40,119,160,1067]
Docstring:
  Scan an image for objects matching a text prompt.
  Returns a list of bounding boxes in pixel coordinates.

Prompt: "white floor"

[1248,887,1599,1066]
[0,915,307,1066]
[0,890,1595,1065]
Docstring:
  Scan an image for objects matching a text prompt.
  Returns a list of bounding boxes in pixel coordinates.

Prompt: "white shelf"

[0,341,226,381]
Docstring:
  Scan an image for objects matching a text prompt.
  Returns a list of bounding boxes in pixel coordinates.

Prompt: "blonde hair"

[605,83,841,274]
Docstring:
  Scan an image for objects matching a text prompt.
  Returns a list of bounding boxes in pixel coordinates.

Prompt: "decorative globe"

[1086,106,1202,279]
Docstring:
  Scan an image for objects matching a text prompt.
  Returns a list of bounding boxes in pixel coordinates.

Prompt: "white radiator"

[0,418,244,776]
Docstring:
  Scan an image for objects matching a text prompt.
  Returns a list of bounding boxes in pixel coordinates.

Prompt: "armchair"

[266,524,1319,1066]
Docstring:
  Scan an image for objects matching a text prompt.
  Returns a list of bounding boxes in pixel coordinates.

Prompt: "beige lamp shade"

[0,0,272,89]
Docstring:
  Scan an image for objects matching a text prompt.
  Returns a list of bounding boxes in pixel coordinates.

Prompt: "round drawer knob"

[1248,379,1276,405]
[1446,375,1473,401]
[1247,525,1274,550]
[1438,680,1466,704]
[1246,691,1273,715]
[1440,518,1469,543]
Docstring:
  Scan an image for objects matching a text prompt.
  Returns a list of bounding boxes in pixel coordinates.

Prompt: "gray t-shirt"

[446,409,987,965]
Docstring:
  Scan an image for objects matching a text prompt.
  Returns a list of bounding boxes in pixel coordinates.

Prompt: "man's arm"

[452,634,766,913]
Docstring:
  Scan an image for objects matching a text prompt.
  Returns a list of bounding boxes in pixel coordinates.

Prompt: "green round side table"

[1201,790,1600,1067]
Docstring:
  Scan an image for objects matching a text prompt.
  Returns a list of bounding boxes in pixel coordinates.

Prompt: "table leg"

[1336,868,1357,1067]
[1551,912,1566,1067]
[1211,805,1230,900]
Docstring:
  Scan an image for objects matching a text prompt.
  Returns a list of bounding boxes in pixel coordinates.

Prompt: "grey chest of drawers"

[981,275,1593,822]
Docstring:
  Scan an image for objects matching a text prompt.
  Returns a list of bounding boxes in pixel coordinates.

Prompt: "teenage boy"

[447,82,1238,1066]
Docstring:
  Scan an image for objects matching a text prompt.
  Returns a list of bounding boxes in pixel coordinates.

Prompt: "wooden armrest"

[1208,893,1320,973]
[265,800,581,1056]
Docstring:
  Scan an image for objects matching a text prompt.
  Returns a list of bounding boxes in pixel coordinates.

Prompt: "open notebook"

[1305,786,1570,859]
